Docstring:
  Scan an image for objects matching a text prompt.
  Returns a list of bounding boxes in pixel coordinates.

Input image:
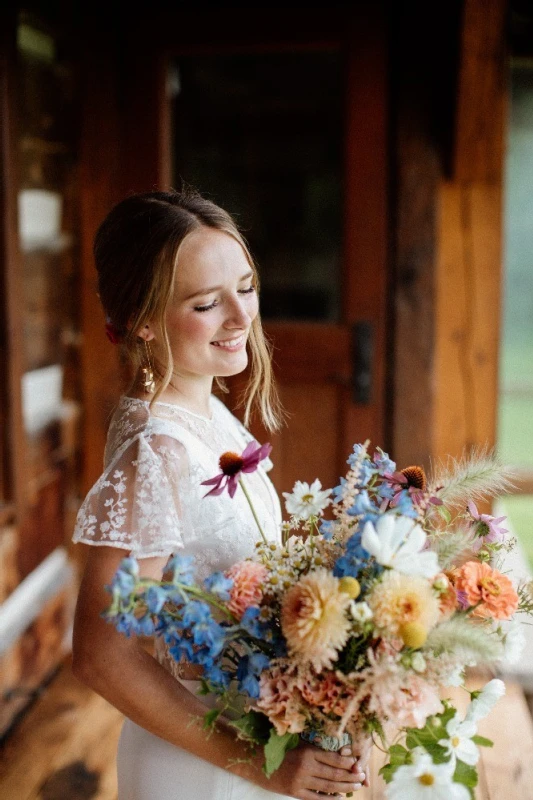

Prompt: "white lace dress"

[73,395,290,800]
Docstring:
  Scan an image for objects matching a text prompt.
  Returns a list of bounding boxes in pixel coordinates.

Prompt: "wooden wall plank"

[433,0,507,463]
[79,17,126,494]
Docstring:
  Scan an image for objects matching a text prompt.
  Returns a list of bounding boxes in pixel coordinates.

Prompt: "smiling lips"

[210,333,246,351]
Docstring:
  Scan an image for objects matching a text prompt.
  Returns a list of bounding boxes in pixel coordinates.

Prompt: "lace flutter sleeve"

[73,432,188,559]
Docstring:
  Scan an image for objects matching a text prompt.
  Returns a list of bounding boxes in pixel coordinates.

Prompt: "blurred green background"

[498,64,533,565]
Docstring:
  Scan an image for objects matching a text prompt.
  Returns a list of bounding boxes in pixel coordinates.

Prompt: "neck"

[154,372,214,417]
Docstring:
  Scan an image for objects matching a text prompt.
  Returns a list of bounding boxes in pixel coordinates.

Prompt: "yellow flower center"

[451,736,460,747]
[301,493,314,503]
[479,576,501,595]
[418,773,435,786]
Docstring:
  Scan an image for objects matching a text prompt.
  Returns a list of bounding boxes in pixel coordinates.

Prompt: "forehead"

[174,227,250,294]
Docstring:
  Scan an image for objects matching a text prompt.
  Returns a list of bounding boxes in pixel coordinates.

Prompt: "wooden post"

[434,0,507,461]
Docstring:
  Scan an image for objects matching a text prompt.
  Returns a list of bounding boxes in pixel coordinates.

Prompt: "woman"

[72,189,368,799]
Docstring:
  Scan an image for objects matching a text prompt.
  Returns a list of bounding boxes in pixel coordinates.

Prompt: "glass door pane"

[170,51,344,321]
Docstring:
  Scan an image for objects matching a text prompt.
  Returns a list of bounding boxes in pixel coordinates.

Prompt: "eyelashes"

[194,286,256,313]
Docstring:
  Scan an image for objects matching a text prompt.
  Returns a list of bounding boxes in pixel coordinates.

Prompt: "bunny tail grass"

[425,617,504,663]
[428,446,516,509]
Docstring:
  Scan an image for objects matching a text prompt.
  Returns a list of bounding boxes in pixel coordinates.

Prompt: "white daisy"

[361,515,440,578]
[438,714,479,766]
[465,678,505,723]
[282,479,332,521]
[387,752,469,800]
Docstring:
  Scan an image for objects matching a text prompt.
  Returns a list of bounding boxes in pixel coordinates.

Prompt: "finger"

[307,776,363,795]
[299,792,342,800]
[310,763,366,784]
[313,749,357,771]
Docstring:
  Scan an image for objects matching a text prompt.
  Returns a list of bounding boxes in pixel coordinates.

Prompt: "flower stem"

[239,478,268,545]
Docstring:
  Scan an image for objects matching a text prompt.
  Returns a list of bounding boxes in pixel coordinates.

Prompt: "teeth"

[212,334,245,349]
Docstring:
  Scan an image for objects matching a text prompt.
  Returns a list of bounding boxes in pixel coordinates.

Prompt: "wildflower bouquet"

[106,440,528,799]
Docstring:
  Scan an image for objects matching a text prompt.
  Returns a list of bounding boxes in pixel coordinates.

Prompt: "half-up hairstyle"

[94,187,282,431]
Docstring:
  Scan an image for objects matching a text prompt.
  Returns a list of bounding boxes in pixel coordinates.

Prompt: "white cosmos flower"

[438,714,479,766]
[361,515,440,578]
[387,752,469,800]
[282,479,332,521]
[465,678,506,723]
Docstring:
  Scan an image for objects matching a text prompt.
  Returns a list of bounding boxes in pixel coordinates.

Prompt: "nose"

[224,294,252,329]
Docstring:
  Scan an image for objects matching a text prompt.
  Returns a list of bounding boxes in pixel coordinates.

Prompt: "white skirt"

[116,680,292,800]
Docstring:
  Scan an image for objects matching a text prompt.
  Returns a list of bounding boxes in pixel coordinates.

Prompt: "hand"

[263,743,366,799]
[351,736,372,788]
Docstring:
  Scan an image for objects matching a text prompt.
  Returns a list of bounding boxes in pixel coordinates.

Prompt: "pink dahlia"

[225,560,267,618]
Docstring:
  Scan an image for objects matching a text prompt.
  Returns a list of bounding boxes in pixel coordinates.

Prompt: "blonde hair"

[94,187,282,431]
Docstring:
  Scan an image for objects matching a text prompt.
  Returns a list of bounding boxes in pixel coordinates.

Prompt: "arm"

[72,545,366,798]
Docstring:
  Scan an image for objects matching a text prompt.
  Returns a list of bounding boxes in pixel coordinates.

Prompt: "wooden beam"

[79,15,126,493]
[434,0,507,462]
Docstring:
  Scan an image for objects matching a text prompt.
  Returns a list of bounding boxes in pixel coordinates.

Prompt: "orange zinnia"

[455,561,519,620]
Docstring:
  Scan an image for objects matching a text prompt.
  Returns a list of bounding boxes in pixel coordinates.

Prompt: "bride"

[71,189,368,799]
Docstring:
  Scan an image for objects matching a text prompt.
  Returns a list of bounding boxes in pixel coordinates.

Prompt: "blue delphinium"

[109,557,139,599]
[204,571,233,601]
[166,554,196,585]
[333,531,370,579]
[319,519,336,540]
[372,447,396,475]
[346,490,379,520]
[237,653,270,698]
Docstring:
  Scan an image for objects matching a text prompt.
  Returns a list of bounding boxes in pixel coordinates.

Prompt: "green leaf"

[229,711,272,745]
[203,708,221,729]
[263,730,299,778]
[472,734,493,748]
[388,744,411,766]
[453,758,478,793]
[379,763,396,784]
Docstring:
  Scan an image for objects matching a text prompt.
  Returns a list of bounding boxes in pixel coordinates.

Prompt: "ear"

[136,324,156,342]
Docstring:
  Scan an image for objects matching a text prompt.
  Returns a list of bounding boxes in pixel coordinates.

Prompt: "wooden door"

[119,3,388,496]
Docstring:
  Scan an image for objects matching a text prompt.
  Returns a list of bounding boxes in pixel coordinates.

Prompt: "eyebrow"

[184,271,254,301]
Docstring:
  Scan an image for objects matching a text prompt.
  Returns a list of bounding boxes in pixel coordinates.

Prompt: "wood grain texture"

[454,0,507,183]
[433,0,506,463]
[0,659,122,800]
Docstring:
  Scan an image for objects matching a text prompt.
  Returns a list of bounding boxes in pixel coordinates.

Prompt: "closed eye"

[194,286,255,312]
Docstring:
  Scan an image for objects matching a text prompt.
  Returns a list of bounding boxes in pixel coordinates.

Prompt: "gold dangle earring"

[140,340,156,394]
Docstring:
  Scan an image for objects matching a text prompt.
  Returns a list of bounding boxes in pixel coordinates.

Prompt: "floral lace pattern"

[73,395,282,572]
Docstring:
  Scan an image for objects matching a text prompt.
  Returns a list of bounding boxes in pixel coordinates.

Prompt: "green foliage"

[203,708,221,729]
[453,758,478,798]
[337,634,370,674]
[263,729,300,778]
[379,744,412,783]
[472,734,493,748]
[230,710,272,745]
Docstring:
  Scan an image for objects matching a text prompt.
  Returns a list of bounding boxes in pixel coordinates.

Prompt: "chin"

[214,351,249,377]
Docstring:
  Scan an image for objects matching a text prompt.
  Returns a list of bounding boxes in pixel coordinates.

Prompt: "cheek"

[169,313,214,350]
[248,293,260,321]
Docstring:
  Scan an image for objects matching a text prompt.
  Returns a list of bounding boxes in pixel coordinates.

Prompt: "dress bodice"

[73,395,282,580]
